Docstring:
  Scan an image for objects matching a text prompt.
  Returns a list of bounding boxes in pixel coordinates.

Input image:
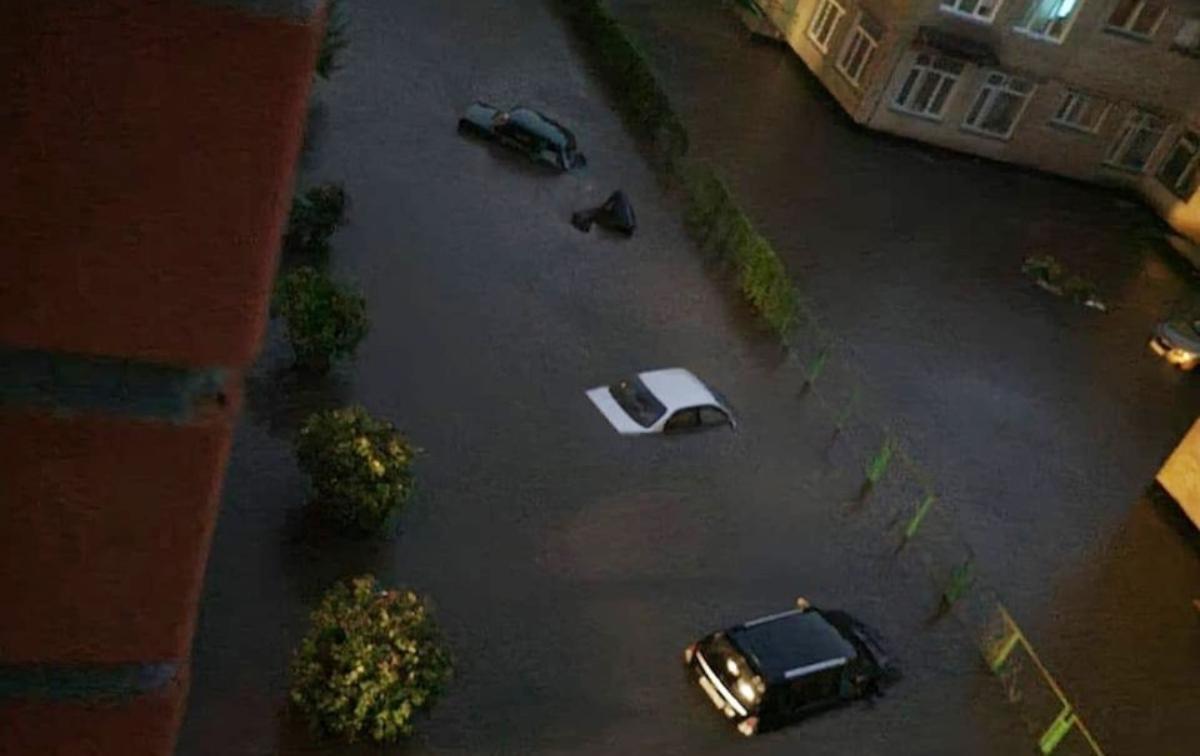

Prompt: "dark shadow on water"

[244,363,353,442]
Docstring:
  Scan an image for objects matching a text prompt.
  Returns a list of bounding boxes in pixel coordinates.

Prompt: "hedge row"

[682,164,799,339]
[560,0,688,168]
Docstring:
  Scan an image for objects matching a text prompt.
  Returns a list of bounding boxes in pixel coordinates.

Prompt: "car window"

[699,406,729,427]
[609,378,666,428]
[789,668,839,708]
[664,408,700,433]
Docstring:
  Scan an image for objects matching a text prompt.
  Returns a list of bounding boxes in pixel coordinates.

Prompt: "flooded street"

[177,1,1196,754]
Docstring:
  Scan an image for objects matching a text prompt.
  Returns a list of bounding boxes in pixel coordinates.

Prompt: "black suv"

[684,600,896,736]
[457,101,587,171]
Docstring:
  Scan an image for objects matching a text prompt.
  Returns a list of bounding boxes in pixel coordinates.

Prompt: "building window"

[808,0,847,53]
[1158,131,1200,198]
[1017,0,1084,42]
[1106,0,1167,38]
[893,53,965,120]
[963,72,1035,138]
[1051,90,1109,132]
[1106,111,1167,172]
[837,15,883,87]
[1172,19,1200,56]
[940,0,1003,22]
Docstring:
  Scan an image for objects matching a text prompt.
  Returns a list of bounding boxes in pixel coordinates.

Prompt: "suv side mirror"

[795,597,810,611]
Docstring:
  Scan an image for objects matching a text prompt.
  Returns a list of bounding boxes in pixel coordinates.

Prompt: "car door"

[663,408,701,434]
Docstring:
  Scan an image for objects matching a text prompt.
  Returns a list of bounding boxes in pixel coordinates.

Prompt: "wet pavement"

[172,0,1051,754]
[606,1,1200,753]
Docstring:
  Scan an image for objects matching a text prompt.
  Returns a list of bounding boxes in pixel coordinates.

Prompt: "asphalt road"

[607,1,1200,752]
[176,0,1035,754]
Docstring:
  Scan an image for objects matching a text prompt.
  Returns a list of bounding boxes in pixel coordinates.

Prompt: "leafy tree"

[284,182,347,259]
[295,406,415,534]
[290,575,452,743]
[271,266,367,373]
[316,0,349,80]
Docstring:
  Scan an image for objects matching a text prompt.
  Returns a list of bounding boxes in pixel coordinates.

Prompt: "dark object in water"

[571,190,636,236]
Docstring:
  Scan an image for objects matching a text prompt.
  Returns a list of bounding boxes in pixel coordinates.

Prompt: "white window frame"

[940,0,1004,23]
[962,71,1036,139]
[1105,110,1167,172]
[808,0,847,54]
[891,53,965,121]
[836,15,881,87]
[1157,131,1200,197]
[1015,0,1086,43]
[1104,0,1167,39]
[1050,90,1110,133]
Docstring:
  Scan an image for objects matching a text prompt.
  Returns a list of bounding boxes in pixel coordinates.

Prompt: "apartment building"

[756,0,1200,242]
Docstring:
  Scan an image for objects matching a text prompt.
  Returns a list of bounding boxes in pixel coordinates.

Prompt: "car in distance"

[1149,320,1200,370]
[586,368,734,435]
[683,599,895,736]
[457,102,586,171]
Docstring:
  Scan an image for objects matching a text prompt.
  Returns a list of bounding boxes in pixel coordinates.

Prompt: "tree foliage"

[295,405,415,534]
[290,575,452,743]
[272,266,368,372]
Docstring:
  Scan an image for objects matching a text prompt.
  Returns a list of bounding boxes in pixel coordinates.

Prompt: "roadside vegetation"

[284,182,348,261]
[271,266,369,372]
[290,575,451,743]
[559,0,798,342]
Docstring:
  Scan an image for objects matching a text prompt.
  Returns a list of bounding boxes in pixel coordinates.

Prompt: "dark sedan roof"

[728,609,857,683]
[509,106,576,149]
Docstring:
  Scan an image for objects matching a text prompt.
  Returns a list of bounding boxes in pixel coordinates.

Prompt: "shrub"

[284,182,347,259]
[1021,254,1064,285]
[271,266,368,373]
[316,0,349,80]
[290,575,451,743]
[295,406,415,535]
[560,0,688,168]
[683,165,798,338]
[1062,274,1099,304]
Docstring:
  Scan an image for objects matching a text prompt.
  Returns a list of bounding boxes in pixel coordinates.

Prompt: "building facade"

[0,1,324,754]
[758,0,1200,242]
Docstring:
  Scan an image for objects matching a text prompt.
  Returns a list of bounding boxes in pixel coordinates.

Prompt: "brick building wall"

[0,1,324,753]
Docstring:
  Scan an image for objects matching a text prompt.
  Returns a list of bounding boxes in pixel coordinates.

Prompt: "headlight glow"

[725,659,739,676]
[736,679,757,702]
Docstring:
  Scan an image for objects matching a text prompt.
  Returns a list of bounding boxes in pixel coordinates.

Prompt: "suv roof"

[728,609,857,684]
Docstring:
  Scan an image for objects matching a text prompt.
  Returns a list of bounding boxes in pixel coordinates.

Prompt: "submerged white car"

[586,368,735,435]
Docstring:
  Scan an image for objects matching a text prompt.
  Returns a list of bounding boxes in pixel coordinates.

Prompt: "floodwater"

[178,1,1195,755]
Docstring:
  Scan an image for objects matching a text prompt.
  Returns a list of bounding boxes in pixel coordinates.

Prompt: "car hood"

[586,386,654,435]
[462,101,500,130]
[1158,322,1200,353]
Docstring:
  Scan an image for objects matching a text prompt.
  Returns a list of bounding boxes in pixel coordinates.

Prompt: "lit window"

[893,53,965,120]
[1106,110,1167,172]
[1051,90,1109,133]
[1017,0,1084,42]
[1158,131,1200,198]
[808,0,847,54]
[837,15,883,87]
[1106,0,1167,38]
[1172,18,1200,56]
[941,0,1004,22]
[963,72,1035,138]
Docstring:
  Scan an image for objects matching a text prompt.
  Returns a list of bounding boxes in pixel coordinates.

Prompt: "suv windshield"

[698,634,766,713]
[609,378,666,428]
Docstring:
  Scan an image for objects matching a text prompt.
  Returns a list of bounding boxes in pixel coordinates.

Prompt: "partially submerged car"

[586,368,734,435]
[1150,320,1200,370]
[571,190,637,236]
[684,600,896,737]
[457,102,586,171]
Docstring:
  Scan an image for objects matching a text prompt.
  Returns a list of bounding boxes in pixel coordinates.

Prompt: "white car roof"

[638,368,720,413]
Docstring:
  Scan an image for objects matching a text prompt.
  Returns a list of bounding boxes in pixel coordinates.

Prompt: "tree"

[271,266,368,373]
[316,0,349,80]
[290,575,452,743]
[284,182,347,260]
[295,406,415,535]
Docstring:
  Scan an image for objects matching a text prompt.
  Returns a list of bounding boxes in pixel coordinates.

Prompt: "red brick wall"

[0,1,323,754]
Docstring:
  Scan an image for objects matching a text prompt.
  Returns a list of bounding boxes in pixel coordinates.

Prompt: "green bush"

[290,575,451,743]
[1021,254,1064,285]
[560,0,688,168]
[683,165,798,338]
[271,266,368,372]
[316,0,349,80]
[295,406,415,535]
[285,182,347,259]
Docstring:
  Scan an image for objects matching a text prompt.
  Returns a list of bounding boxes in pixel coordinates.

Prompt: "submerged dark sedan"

[457,102,586,171]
